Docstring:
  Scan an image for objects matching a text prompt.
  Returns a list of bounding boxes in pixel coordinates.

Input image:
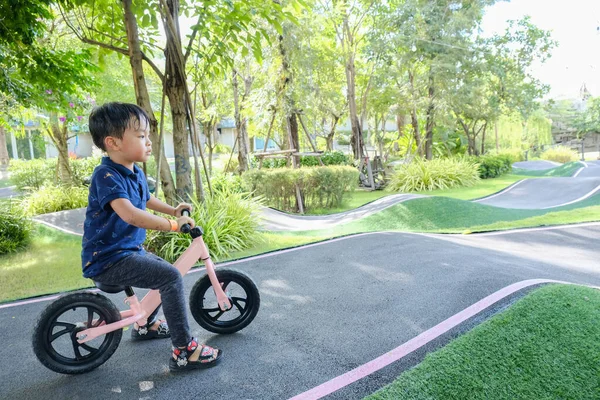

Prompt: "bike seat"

[94,281,127,294]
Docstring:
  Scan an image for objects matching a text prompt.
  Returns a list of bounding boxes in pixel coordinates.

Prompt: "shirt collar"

[101,156,139,178]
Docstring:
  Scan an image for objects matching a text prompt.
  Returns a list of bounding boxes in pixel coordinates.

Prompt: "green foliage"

[468,154,513,179]
[145,187,262,262]
[488,149,526,163]
[541,146,578,163]
[70,156,101,185]
[250,151,352,169]
[8,158,54,191]
[8,157,101,191]
[20,185,88,216]
[212,143,232,154]
[575,96,600,135]
[388,158,480,192]
[0,206,31,255]
[242,166,359,212]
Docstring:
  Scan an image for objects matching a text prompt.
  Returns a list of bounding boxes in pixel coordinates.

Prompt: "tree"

[321,0,377,160]
[0,0,96,178]
[575,97,600,137]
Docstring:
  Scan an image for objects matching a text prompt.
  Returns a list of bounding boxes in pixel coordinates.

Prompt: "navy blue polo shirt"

[81,157,150,278]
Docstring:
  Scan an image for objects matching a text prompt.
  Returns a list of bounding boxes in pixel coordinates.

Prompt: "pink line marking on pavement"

[288,278,577,400]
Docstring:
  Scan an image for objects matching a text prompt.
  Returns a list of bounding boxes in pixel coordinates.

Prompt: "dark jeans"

[93,252,191,347]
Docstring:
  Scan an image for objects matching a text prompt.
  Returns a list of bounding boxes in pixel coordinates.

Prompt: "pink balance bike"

[31,212,260,374]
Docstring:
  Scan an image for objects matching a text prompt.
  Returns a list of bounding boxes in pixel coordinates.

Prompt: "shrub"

[470,154,512,179]
[541,146,578,163]
[9,157,102,190]
[250,151,352,169]
[20,185,89,216]
[388,158,480,192]
[8,159,55,191]
[0,208,31,255]
[213,143,232,154]
[242,166,358,212]
[495,149,525,163]
[71,156,101,185]
[145,187,262,262]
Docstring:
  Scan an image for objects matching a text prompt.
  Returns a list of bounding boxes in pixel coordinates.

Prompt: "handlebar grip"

[180,209,192,233]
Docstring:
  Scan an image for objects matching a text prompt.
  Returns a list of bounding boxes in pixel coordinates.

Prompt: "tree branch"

[184,14,202,63]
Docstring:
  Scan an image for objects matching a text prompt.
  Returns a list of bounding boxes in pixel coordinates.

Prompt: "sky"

[480,0,600,100]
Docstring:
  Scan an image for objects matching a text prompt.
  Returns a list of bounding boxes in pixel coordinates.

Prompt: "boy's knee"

[164,267,183,285]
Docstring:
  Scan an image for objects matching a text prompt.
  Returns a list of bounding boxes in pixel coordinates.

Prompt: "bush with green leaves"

[145,187,262,262]
[242,166,358,212]
[9,159,55,191]
[9,156,101,191]
[0,207,31,255]
[250,151,352,169]
[493,149,525,163]
[20,185,89,216]
[71,156,101,184]
[213,143,232,154]
[469,154,512,179]
[388,158,480,192]
[541,146,578,163]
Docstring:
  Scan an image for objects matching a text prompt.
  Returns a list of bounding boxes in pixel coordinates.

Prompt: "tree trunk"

[122,0,176,203]
[0,126,9,168]
[326,114,340,151]
[495,122,499,152]
[47,121,73,185]
[481,122,487,155]
[289,113,300,166]
[346,53,364,160]
[424,72,435,160]
[162,0,192,201]
[396,113,405,138]
[408,70,422,157]
[204,121,214,174]
[379,116,386,158]
[232,70,250,173]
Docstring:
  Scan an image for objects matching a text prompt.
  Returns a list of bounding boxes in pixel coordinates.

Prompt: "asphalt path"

[512,160,561,170]
[1,224,600,400]
[474,176,600,209]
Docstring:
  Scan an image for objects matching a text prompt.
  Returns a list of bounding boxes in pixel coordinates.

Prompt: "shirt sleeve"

[93,167,130,210]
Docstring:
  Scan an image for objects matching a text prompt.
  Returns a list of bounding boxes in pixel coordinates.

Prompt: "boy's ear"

[104,136,120,151]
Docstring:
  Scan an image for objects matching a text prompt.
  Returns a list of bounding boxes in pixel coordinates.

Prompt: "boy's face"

[107,116,152,163]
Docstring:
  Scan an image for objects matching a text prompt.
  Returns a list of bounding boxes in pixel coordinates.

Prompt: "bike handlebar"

[180,209,192,234]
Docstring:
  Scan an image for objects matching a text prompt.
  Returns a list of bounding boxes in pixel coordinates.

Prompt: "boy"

[82,102,221,372]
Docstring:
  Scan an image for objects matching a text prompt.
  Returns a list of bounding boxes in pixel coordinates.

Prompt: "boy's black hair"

[88,102,150,151]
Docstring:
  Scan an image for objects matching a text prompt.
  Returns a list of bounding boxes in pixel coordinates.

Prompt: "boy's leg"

[93,253,191,347]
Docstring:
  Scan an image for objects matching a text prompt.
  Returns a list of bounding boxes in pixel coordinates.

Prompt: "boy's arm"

[146,195,176,216]
[111,198,178,231]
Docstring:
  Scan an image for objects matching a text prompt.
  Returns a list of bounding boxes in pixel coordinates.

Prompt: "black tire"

[32,292,123,374]
[189,268,260,334]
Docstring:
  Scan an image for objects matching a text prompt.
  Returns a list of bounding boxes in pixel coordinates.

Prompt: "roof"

[217,119,236,129]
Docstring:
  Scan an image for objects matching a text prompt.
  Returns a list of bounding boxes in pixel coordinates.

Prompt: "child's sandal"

[169,337,222,372]
[131,319,170,340]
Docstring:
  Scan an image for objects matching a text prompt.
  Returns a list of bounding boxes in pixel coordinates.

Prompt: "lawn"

[365,284,600,399]
[0,224,92,303]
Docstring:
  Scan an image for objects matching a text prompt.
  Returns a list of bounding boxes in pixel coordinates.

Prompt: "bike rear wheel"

[189,268,260,334]
[32,292,122,374]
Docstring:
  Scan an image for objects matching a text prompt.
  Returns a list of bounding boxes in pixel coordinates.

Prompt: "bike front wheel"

[32,292,123,374]
[189,268,260,334]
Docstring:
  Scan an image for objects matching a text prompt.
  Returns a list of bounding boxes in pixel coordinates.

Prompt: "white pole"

[10,131,18,160]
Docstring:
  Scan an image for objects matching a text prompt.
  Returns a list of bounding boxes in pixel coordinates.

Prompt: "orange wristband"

[165,217,178,232]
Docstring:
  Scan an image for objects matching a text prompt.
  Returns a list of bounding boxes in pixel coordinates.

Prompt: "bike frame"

[76,235,231,344]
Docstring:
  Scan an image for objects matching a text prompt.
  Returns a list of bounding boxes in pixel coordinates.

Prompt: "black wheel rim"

[199,277,255,329]
[43,301,116,366]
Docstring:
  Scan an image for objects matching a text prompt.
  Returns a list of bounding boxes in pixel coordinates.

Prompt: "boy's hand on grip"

[174,202,193,217]
[176,216,195,231]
